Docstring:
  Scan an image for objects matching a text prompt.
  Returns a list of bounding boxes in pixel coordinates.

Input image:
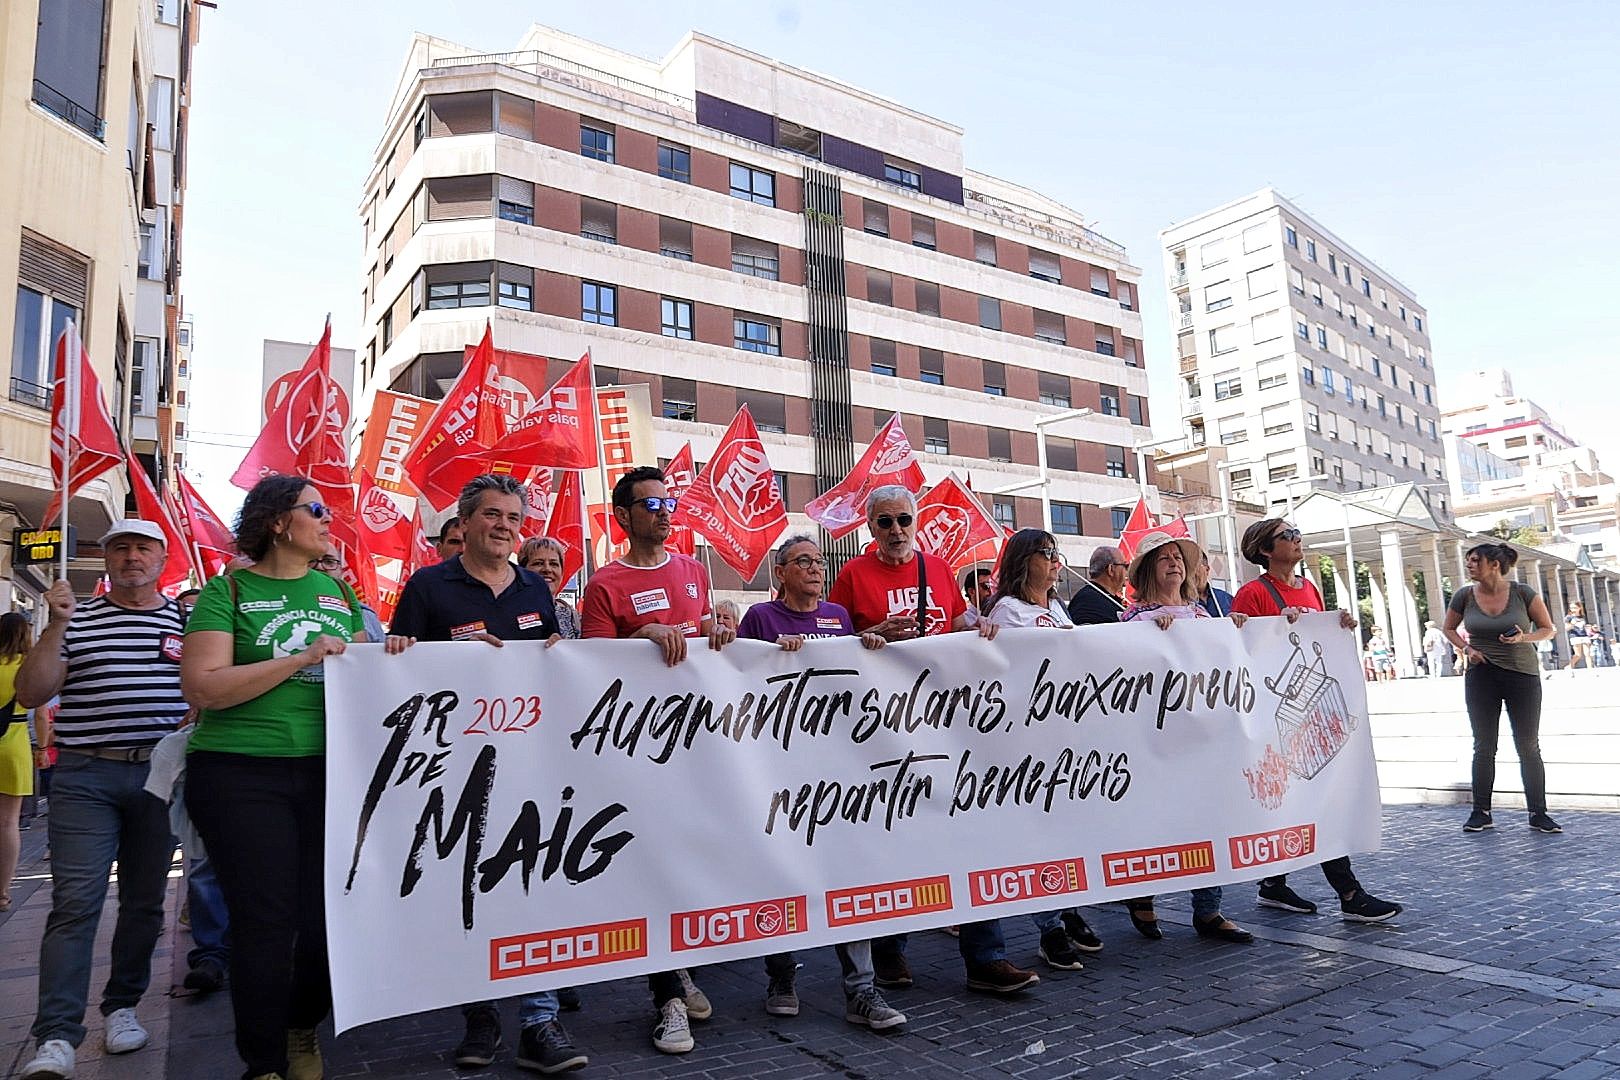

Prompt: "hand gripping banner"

[324,612,1380,1031]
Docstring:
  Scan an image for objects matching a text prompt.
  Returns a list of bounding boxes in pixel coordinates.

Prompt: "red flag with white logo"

[44,322,123,523]
[232,321,342,490]
[913,474,1004,575]
[123,451,194,590]
[804,413,927,539]
[1116,496,1157,562]
[402,324,502,511]
[542,470,586,588]
[672,406,787,580]
[483,352,598,471]
[663,442,697,558]
[355,468,413,561]
[175,472,235,576]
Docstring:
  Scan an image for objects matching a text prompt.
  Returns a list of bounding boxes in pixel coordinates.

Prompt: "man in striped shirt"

[17,520,189,1080]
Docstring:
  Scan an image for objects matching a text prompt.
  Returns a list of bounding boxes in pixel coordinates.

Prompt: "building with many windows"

[1161,189,1445,518]
[1,0,203,604]
[359,26,1153,587]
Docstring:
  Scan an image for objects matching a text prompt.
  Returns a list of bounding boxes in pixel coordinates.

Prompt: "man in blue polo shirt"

[386,474,579,1074]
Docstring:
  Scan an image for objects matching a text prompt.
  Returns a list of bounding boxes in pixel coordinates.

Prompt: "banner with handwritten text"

[325,612,1380,1031]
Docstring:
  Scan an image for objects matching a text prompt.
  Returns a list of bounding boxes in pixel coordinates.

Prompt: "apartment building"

[0,0,202,602]
[1161,190,1444,516]
[1443,368,1575,471]
[359,26,1152,586]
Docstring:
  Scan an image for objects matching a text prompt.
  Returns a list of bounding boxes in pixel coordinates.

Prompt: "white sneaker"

[651,997,693,1054]
[20,1038,76,1078]
[103,1008,149,1055]
[675,968,712,1020]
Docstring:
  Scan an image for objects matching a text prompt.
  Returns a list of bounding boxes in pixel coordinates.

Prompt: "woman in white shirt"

[983,529,1101,971]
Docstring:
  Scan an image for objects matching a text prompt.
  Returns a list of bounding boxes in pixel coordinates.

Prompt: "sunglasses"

[1036,548,1064,563]
[292,501,331,520]
[787,555,828,570]
[636,497,678,514]
[1272,528,1303,543]
[874,513,914,530]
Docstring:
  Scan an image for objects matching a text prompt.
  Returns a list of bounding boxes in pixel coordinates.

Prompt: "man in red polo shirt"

[1230,517,1403,924]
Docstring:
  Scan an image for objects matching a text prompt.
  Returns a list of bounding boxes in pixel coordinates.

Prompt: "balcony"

[1178,310,1193,330]
[1178,354,1199,375]
[1170,268,1189,290]
[32,80,105,140]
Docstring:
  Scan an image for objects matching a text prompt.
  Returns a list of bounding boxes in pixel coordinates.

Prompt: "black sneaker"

[964,959,1040,994]
[1340,889,1402,923]
[873,952,912,989]
[1037,929,1085,971]
[1257,881,1318,914]
[516,1020,587,1074]
[183,957,226,995]
[556,987,582,1012]
[1528,812,1563,833]
[764,975,799,1017]
[1463,810,1494,832]
[1061,910,1103,953]
[454,1007,504,1067]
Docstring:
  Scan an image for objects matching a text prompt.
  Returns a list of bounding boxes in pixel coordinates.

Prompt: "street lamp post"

[987,407,1095,534]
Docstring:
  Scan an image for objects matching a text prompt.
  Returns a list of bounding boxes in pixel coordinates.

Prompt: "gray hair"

[774,532,820,566]
[457,474,529,524]
[865,485,917,517]
[714,599,740,618]
[1087,545,1122,577]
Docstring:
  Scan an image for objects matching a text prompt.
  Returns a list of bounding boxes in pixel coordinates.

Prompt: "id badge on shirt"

[450,620,488,641]
[158,633,184,662]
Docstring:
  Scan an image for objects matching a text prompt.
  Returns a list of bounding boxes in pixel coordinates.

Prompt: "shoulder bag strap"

[916,553,930,635]
[1259,575,1289,615]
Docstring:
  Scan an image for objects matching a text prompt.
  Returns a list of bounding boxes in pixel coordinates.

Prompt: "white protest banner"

[325,612,1379,1032]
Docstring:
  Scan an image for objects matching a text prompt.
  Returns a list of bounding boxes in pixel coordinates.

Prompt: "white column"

[1581,572,1601,636]
[1423,536,1447,629]
[1381,529,1420,678]
[1368,565,1391,658]
[1329,554,1350,612]
[1540,561,1569,665]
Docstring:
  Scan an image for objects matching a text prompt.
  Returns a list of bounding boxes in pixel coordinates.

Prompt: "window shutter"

[18,230,90,307]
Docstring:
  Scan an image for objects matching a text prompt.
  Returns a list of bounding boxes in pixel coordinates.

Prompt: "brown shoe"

[965,959,1040,994]
[873,952,913,989]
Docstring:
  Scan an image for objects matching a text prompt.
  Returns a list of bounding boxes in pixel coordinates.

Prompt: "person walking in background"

[982,529,1105,968]
[1563,601,1592,672]
[182,477,368,1080]
[17,521,188,1080]
[1115,532,1254,946]
[0,611,34,914]
[1422,620,1450,679]
[1442,542,1562,835]
[1230,518,1404,924]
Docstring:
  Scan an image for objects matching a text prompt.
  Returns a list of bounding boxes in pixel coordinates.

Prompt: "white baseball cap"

[99,519,167,546]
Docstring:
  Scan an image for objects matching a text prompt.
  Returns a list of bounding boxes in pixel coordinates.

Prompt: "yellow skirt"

[0,720,32,797]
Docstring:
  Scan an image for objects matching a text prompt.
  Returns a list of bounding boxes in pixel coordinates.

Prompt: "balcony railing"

[10,376,50,410]
[1178,311,1194,329]
[32,80,105,140]
[1178,354,1199,374]
[1170,269,1188,289]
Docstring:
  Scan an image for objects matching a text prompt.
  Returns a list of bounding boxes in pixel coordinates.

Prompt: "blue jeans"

[767,941,875,996]
[1032,908,1077,934]
[1191,886,1222,921]
[186,853,230,968]
[32,753,176,1047]
[958,920,1005,966]
[464,992,559,1028]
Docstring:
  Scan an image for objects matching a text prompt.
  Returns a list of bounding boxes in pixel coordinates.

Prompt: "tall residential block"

[1161,189,1443,516]
[360,26,1152,585]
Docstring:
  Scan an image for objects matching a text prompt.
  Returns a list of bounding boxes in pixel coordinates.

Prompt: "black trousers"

[1464,663,1547,814]
[1262,856,1359,897]
[187,752,329,1080]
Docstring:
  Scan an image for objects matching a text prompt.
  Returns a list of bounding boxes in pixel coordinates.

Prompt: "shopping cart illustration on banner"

[1263,633,1357,780]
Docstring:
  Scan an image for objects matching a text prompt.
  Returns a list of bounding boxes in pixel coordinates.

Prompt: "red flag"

[124,451,194,589]
[44,323,123,522]
[672,406,787,580]
[1115,497,1155,562]
[484,352,598,470]
[914,475,1004,574]
[355,468,413,561]
[402,327,509,510]
[804,413,927,539]
[175,473,235,577]
[523,468,554,534]
[664,442,697,558]
[232,322,341,490]
[542,470,586,588]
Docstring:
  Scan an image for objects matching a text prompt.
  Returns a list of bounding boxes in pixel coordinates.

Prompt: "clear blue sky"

[182,0,1620,515]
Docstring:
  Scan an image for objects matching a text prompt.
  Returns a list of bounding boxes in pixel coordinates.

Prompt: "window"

[1038,372,1071,408]
[1306,406,1321,432]
[1285,225,1298,248]
[1288,267,1306,294]
[580,198,617,245]
[1214,375,1242,400]
[919,348,944,385]
[1268,462,1297,483]
[729,163,775,206]
[1257,358,1288,390]
[1361,276,1372,297]
[870,339,897,378]
[582,282,616,324]
[1087,383,1118,417]
[580,123,615,162]
[738,389,787,433]
[1090,267,1112,296]
[993,499,1016,529]
[974,232,998,266]
[987,428,1012,463]
[924,418,950,455]
[1209,324,1238,355]
[1251,310,1283,343]
[1047,437,1079,473]
[1262,404,1293,436]
[661,298,693,339]
[1117,282,1134,310]
[1301,365,1314,386]
[1344,376,1354,402]
[912,216,937,250]
[1328,253,1337,274]
[983,360,1005,396]
[497,177,534,224]
[427,174,493,220]
[1199,240,1227,268]
[1399,304,1407,323]
[659,217,693,261]
[1204,279,1233,312]
[662,376,697,421]
[1029,250,1062,283]
[1109,507,1130,537]
[130,338,153,415]
[1414,315,1424,333]
[978,296,1002,330]
[863,199,890,237]
[1377,394,1387,418]
[1306,238,1317,262]
[732,237,780,280]
[776,119,822,159]
[1129,395,1146,426]
[914,281,941,318]
[1034,310,1066,345]
[1297,321,1310,341]
[1124,340,1139,367]
[1105,445,1128,478]
[31,0,108,138]
[883,161,921,190]
[657,141,691,183]
[1242,222,1270,253]
[427,272,491,310]
[1311,280,1323,307]
[496,277,532,311]
[1424,384,1433,405]
[1322,368,1335,393]
[138,216,162,279]
[1052,502,1081,536]
[1094,330,1116,356]
[1246,266,1276,298]
[866,269,893,306]
[734,316,780,355]
[1316,326,1328,349]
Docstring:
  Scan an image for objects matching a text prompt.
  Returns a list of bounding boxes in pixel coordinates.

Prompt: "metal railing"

[962,189,1128,260]
[428,49,694,115]
[1178,311,1194,329]
[10,377,50,410]
[1170,268,1188,288]
[33,80,105,140]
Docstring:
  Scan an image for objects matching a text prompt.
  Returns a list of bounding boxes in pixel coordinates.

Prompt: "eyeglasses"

[1272,528,1303,543]
[873,513,914,530]
[1036,548,1064,563]
[292,501,331,520]
[635,497,678,514]
[786,555,828,570]
[310,555,342,570]
[1111,560,1129,569]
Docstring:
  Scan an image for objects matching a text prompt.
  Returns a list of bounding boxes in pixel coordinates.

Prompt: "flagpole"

[58,322,77,582]
[585,350,607,577]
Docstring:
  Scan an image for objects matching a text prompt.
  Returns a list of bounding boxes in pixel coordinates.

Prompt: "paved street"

[5,804,1619,1079]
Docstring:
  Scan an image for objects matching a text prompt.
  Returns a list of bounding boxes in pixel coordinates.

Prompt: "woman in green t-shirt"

[181,476,365,1080]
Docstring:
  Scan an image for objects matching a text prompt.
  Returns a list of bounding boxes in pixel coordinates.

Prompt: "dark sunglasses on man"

[874,513,914,530]
[636,496,678,514]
